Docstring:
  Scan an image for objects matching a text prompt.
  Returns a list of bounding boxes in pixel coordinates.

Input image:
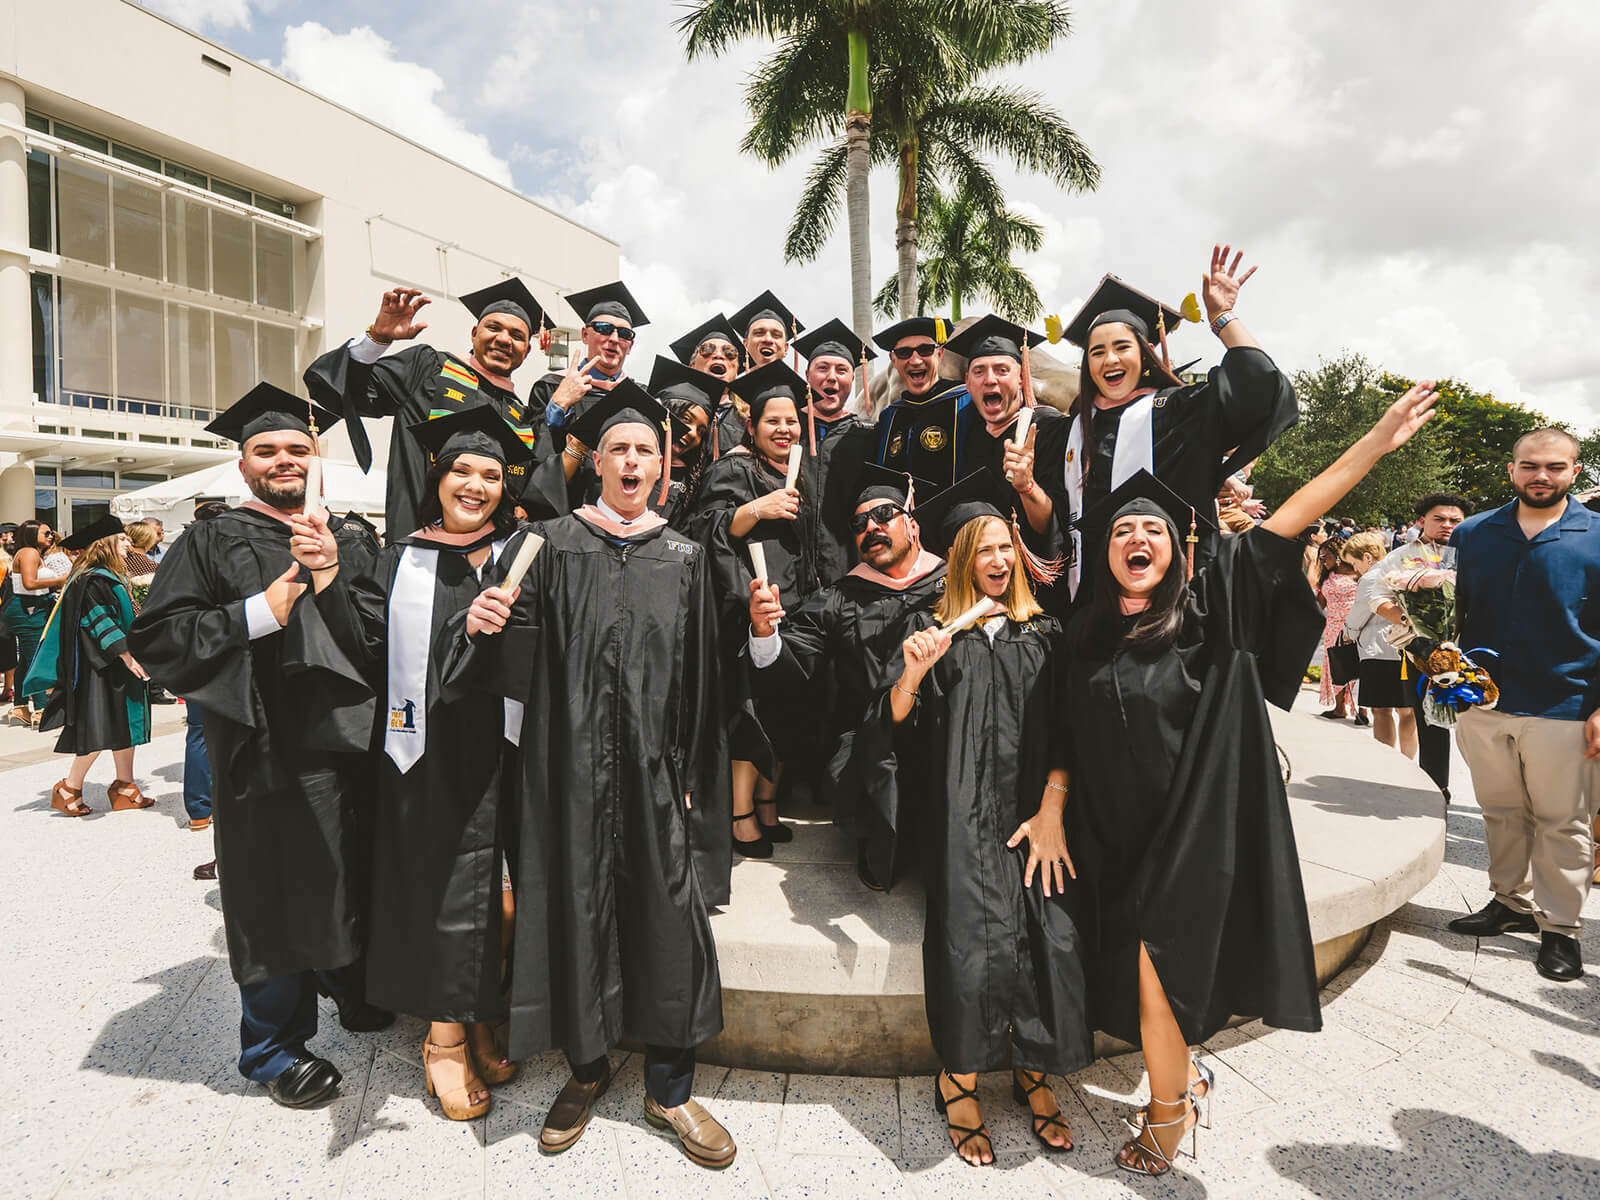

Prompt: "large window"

[112,177,163,280]
[59,279,112,401]
[168,302,212,418]
[56,158,109,266]
[165,195,208,290]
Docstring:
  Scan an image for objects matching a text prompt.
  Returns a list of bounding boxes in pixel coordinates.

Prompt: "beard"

[1513,479,1569,509]
[245,471,305,509]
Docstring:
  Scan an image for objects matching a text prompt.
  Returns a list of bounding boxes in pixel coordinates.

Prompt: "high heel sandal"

[422,1037,491,1121]
[732,809,772,860]
[467,1025,516,1086]
[1127,1053,1214,1131]
[1012,1069,1074,1152]
[1116,1091,1199,1177]
[50,780,92,817]
[932,1071,993,1167]
[108,780,153,811]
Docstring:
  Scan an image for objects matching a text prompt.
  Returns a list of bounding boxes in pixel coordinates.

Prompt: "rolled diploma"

[303,454,323,516]
[501,532,546,592]
[785,442,803,490]
[1011,406,1034,448]
[748,540,769,586]
[946,596,1000,634]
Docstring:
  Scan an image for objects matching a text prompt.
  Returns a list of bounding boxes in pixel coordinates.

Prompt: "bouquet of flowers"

[1380,547,1497,727]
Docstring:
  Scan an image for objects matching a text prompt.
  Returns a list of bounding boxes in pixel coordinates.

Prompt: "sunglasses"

[849,503,905,534]
[891,343,939,361]
[588,320,636,343]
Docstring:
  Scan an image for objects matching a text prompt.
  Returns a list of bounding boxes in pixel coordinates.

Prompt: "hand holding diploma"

[748,576,784,638]
[466,585,519,637]
[945,595,1003,634]
[1002,421,1037,490]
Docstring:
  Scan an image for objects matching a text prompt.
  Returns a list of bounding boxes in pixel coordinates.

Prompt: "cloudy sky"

[143,0,1600,426]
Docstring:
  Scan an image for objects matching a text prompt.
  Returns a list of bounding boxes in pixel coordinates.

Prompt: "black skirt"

[1357,657,1407,708]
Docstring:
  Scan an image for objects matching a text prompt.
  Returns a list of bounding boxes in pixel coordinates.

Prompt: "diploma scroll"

[1011,406,1034,449]
[303,454,324,518]
[749,541,779,629]
[785,443,803,490]
[502,532,546,593]
[945,596,1001,634]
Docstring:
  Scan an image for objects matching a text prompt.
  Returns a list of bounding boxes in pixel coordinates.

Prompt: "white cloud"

[274,23,514,188]
[141,0,253,32]
[1374,108,1484,167]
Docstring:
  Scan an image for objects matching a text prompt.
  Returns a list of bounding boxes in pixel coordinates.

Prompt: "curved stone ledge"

[702,705,1446,1075]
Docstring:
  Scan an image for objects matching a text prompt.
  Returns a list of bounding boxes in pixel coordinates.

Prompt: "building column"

[0,76,35,522]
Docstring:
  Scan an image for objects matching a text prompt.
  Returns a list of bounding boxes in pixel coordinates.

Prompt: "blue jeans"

[237,965,362,1082]
[183,703,212,821]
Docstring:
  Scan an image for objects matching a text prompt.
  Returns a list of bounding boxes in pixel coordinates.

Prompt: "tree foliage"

[872,184,1043,320]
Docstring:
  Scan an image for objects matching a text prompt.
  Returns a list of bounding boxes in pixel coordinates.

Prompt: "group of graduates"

[81,244,1442,1176]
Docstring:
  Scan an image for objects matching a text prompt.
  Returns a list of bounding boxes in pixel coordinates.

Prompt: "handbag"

[1326,612,1375,687]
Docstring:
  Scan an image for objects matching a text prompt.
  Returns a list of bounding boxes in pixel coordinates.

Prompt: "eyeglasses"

[588,321,636,343]
[849,503,905,534]
[891,343,939,361]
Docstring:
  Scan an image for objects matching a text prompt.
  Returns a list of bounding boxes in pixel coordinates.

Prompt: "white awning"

[111,460,386,519]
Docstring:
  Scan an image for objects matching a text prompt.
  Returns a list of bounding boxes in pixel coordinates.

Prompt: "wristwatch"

[1210,311,1236,335]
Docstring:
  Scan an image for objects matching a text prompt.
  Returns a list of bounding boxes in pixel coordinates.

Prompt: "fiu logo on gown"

[390,699,418,732]
[919,426,947,451]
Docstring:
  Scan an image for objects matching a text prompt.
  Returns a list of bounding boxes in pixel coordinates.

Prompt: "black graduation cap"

[566,380,673,453]
[943,314,1045,365]
[458,277,546,334]
[60,513,126,553]
[794,317,876,366]
[1062,275,1188,349]
[854,463,935,509]
[871,315,949,352]
[564,280,649,328]
[727,359,807,420]
[730,290,804,339]
[648,355,725,418]
[406,405,533,470]
[205,382,341,445]
[669,313,744,365]
[910,470,1006,558]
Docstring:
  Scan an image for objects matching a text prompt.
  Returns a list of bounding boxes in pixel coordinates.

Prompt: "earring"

[1142,367,1150,378]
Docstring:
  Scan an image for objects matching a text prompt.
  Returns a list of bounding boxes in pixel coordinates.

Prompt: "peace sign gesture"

[371,288,431,342]
[1202,244,1257,321]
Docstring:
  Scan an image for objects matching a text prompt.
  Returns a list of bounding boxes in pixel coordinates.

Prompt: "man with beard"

[534,280,648,459]
[731,289,803,370]
[130,385,389,1110]
[671,314,744,455]
[304,279,545,535]
[747,468,946,889]
[793,318,878,586]
[871,316,974,494]
[1447,429,1600,983]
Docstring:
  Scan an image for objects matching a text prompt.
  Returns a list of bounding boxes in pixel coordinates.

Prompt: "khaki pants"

[1456,708,1600,936]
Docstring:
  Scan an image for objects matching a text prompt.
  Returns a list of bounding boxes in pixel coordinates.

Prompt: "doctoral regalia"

[1047,346,1296,600]
[443,513,731,1064]
[865,610,1091,1075]
[873,379,977,494]
[753,558,945,878]
[30,568,150,753]
[311,528,516,1020]
[128,505,378,985]
[1062,526,1324,1045]
[304,343,536,534]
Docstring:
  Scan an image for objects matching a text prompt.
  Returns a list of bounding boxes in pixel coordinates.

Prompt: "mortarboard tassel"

[1186,506,1198,581]
[539,311,553,354]
[934,316,947,344]
[658,418,672,506]
[1158,311,1172,371]
[859,342,871,416]
[791,318,800,371]
[804,382,818,456]
[1011,509,1065,586]
[1180,292,1204,324]
[904,471,916,513]
[1021,338,1037,408]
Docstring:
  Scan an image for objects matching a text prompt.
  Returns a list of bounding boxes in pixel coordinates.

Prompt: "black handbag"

[1326,613,1374,687]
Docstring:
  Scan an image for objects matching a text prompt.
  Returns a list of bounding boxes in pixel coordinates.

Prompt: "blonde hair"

[125,519,160,551]
[64,532,130,592]
[934,515,1043,625]
[1342,531,1386,564]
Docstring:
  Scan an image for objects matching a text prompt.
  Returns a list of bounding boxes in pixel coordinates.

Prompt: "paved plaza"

[4,695,1599,1198]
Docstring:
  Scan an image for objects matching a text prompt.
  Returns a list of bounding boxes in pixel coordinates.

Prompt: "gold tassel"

[934,316,947,344]
[1186,506,1198,581]
[1180,293,1204,324]
[1044,313,1065,344]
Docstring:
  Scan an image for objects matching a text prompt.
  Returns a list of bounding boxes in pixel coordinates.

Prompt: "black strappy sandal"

[933,1071,994,1166]
[732,809,772,860]
[1013,1069,1074,1152]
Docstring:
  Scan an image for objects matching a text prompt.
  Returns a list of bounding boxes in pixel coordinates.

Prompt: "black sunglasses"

[850,503,905,534]
[891,343,939,361]
[588,320,637,343]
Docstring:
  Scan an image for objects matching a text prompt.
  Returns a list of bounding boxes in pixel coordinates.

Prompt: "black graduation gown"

[1062,526,1325,1045]
[797,415,874,587]
[712,399,748,457]
[35,569,151,753]
[752,564,946,878]
[687,449,822,766]
[442,516,731,1063]
[1047,346,1296,600]
[866,611,1091,1075]
[304,343,536,534]
[872,379,977,494]
[311,530,513,1021]
[960,407,1073,606]
[128,507,378,985]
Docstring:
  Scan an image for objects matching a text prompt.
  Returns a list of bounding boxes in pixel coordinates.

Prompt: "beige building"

[0,0,616,533]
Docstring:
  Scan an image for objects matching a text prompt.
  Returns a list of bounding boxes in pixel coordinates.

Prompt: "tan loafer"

[643,1095,736,1169]
[539,1067,612,1154]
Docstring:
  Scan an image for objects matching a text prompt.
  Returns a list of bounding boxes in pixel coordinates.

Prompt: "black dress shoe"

[1448,898,1539,937]
[315,982,395,1032]
[264,1055,342,1108]
[1536,932,1584,981]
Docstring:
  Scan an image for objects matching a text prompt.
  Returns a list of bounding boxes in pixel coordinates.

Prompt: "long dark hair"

[414,452,517,536]
[665,397,714,512]
[14,519,49,553]
[1072,513,1188,658]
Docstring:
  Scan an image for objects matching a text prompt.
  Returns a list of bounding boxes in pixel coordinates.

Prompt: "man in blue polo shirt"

[1447,428,1600,982]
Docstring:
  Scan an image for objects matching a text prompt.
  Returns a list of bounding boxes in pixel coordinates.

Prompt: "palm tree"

[677,1,1026,342]
[873,183,1044,322]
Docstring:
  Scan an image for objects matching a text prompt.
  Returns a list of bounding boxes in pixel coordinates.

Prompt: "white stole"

[385,538,512,772]
[1063,394,1156,597]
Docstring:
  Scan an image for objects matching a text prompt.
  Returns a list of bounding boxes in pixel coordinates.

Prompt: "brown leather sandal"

[108,780,153,811]
[50,780,92,817]
[422,1038,491,1121]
